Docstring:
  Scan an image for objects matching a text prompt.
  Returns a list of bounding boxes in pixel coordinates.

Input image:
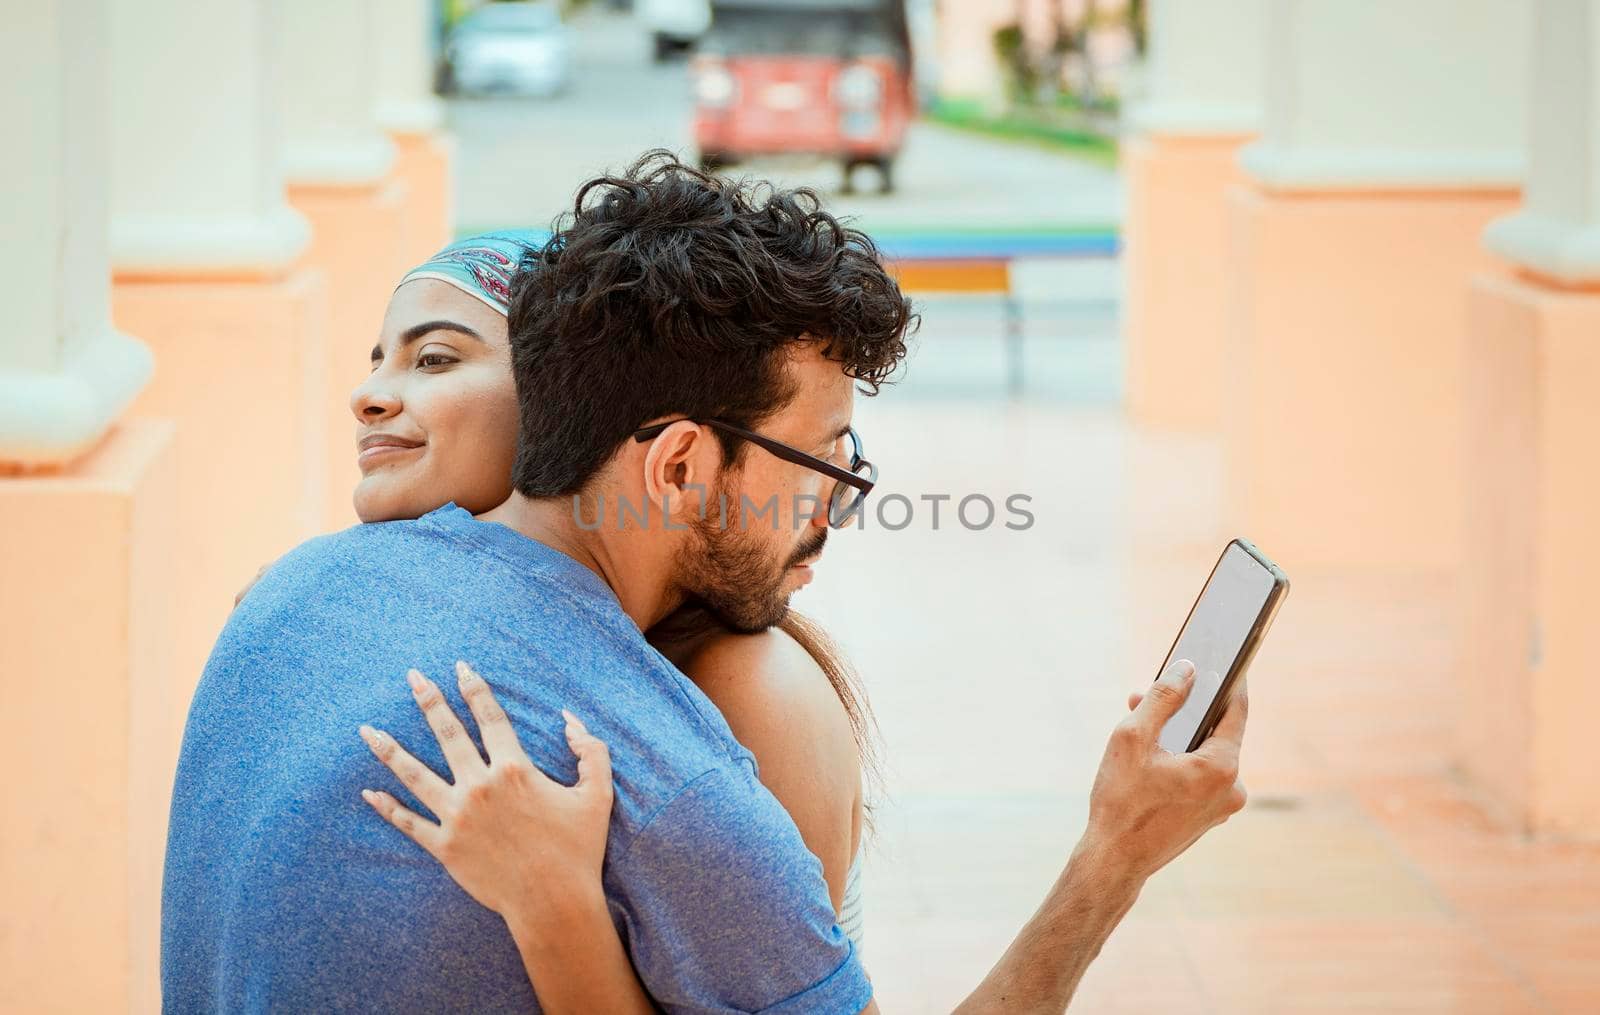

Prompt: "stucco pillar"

[1123,0,1266,432]
[1461,0,1600,838]
[107,4,330,955]
[374,0,456,262]
[0,0,152,468]
[1225,0,1528,573]
[274,0,411,528]
[0,3,180,1011]
[0,422,179,1014]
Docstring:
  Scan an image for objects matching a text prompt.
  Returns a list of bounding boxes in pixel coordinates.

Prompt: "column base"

[1123,130,1253,432]
[391,128,456,263]
[1223,182,1518,573]
[289,176,412,529]
[115,267,328,703]
[0,420,178,1012]
[1461,269,1600,839]
[0,328,154,468]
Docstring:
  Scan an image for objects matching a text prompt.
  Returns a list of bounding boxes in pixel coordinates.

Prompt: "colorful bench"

[878,228,1120,395]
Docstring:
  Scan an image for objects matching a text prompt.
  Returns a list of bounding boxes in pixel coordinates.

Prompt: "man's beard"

[676,481,828,634]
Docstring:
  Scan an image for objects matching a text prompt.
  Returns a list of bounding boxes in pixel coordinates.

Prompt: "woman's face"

[350,279,519,522]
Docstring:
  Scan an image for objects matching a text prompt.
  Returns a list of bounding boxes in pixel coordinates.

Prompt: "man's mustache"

[787,528,828,568]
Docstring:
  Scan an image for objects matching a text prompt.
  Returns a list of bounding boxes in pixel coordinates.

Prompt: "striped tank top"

[839,842,866,953]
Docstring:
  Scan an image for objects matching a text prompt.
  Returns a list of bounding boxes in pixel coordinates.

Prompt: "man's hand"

[954,660,1251,1013]
[1084,659,1249,883]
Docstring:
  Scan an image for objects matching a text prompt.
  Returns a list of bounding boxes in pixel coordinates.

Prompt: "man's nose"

[810,488,833,528]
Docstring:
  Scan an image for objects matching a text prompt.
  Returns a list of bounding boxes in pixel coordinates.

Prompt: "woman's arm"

[680,628,863,913]
[358,661,655,1014]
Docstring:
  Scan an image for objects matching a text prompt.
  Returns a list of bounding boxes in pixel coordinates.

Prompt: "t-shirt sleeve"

[608,766,873,1015]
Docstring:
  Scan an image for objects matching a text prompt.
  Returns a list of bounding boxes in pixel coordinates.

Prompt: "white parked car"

[638,0,710,60]
[447,2,574,97]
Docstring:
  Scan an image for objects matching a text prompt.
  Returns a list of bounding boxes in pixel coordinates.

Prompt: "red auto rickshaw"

[692,0,914,193]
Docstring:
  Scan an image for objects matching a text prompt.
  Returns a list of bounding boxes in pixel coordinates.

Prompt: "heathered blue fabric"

[161,504,872,1014]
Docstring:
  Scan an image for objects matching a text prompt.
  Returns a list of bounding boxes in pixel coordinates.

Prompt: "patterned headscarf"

[395,230,545,315]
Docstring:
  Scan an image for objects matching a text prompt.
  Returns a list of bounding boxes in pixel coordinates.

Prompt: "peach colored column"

[1,424,178,1013]
[110,0,327,798]
[375,0,456,261]
[274,0,412,529]
[1123,0,1265,432]
[0,3,178,1012]
[1225,0,1529,573]
[1460,0,1600,838]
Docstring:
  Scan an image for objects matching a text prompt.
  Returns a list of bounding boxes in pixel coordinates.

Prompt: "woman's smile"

[357,432,426,471]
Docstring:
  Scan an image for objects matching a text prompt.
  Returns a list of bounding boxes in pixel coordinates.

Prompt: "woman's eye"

[417,353,458,369]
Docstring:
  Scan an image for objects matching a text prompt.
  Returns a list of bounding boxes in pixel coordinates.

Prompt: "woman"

[251,232,875,1008]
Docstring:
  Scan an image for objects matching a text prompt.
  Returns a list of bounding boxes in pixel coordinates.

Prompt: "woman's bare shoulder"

[681,623,862,905]
[679,625,855,756]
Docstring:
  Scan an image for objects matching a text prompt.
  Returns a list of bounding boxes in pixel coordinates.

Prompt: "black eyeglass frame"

[631,417,877,526]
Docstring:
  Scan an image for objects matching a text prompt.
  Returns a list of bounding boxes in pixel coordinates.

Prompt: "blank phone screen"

[1156,543,1277,753]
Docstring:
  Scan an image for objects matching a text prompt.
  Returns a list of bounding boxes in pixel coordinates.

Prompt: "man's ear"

[639,421,716,529]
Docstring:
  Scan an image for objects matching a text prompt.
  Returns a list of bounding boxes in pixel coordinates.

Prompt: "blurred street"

[451,8,1121,233]
[444,7,1597,1012]
[450,6,1124,404]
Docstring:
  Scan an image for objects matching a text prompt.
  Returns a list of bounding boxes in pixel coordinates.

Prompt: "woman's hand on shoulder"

[357,661,614,924]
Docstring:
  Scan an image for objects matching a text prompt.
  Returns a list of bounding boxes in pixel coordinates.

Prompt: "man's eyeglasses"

[631,417,877,528]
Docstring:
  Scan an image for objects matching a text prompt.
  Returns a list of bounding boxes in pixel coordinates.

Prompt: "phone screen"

[1156,543,1278,754]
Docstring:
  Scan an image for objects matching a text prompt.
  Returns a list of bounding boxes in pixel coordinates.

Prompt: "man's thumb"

[1136,659,1196,726]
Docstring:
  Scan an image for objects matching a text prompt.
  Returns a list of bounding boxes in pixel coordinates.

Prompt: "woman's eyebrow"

[372,320,486,362]
[396,320,486,347]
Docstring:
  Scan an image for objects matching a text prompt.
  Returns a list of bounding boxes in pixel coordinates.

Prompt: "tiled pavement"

[795,397,1600,1013]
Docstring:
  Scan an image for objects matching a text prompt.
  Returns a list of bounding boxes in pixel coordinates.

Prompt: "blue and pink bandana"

[395,230,544,314]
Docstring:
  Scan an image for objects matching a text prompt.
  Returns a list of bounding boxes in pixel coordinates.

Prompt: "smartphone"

[1155,539,1289,754]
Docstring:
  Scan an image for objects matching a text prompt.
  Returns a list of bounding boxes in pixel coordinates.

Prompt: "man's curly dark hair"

[506,149,917,497]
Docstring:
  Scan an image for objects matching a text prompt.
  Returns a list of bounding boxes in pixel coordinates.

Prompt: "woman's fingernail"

[455,660,474,683]
[359,725,380,747]
[360,788,376,804]
[407,669,425,692]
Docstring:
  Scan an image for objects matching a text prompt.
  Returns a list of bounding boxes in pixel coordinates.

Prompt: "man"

[162,151,1246,1012]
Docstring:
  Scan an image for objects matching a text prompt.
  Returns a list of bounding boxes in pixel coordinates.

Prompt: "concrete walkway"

[798,393,1599,1012]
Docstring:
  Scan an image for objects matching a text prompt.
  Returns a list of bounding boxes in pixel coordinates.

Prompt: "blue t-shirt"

[161,504,871,1014]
